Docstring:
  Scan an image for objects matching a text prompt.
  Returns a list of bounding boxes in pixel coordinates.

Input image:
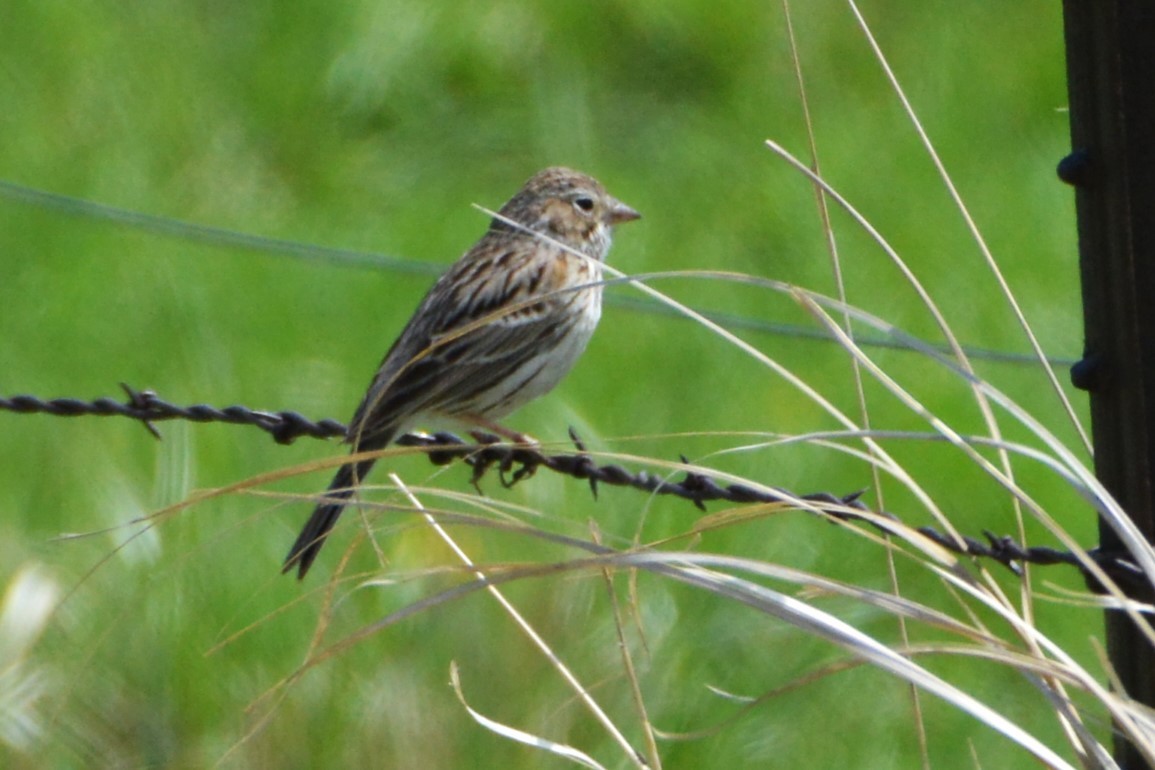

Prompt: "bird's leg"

[460,415,542,487]
[461,414,540,447]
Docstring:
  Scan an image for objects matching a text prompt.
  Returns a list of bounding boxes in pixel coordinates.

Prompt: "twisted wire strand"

[1,385,1137,592]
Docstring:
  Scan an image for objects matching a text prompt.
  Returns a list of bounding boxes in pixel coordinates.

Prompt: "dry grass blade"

[389,474,646,769]
[844,0,1088,455]
[449,662,614,770]
[611,552,1087,770]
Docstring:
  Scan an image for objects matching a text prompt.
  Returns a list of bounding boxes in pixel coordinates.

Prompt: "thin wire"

[0,177,1076,367]
[0,178,437,275]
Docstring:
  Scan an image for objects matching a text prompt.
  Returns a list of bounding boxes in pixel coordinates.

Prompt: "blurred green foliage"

[0,1,1095,767]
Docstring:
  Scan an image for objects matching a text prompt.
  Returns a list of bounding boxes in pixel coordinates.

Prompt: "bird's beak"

[607,199,641,225]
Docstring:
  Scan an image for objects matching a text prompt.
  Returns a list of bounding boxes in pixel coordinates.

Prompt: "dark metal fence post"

[1060,2,1155,766]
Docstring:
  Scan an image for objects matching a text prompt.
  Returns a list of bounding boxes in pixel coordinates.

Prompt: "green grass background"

[0,1,1096,767]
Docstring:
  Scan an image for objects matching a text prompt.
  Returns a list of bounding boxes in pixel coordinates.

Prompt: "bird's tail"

[283,455,378,579]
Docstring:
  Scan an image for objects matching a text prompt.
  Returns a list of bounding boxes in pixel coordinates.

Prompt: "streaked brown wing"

[347,240,592,443]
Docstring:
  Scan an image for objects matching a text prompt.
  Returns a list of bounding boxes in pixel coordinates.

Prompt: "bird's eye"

[574,196,595,212]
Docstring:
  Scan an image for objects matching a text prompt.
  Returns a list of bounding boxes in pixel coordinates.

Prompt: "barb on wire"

[0,384,347,444]
[1,386,1139,594]
[394,430,1140,593]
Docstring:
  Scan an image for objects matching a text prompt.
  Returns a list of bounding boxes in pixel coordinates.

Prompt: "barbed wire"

[0,384,346,444]
[1,385,1138,593]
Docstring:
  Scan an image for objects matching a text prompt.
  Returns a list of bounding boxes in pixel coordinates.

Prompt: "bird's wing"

[347,242,596,444]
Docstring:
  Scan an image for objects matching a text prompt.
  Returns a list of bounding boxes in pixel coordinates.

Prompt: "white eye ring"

[573,196,595,213]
